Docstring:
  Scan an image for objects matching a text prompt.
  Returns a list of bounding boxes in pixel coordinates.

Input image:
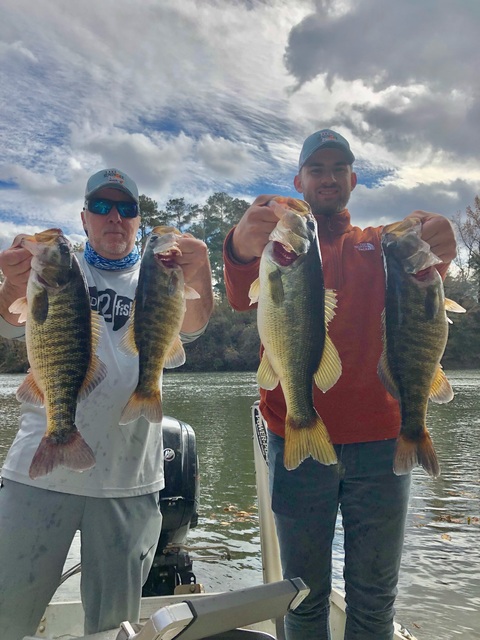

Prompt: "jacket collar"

[315,208,352,236]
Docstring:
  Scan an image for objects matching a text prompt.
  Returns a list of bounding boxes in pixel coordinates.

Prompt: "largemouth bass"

[249,197,341,470]
[119,226,199,424]
[9,229,107,479]
[378,217,465,477]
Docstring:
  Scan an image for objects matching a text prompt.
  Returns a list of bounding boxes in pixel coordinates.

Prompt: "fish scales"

[379,217,465,477]
[134,246,185,395]
[250,197,342,470]
[29,260,93,435]
[262,241,324,425]
[10,229,107,478]
[385,261,446,414]
[119,226,198,425]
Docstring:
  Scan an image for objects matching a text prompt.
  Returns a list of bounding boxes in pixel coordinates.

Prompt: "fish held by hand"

[119,226,199,425]
[9,228,107,479]
[378,217,465,477]
[249,197,341,470]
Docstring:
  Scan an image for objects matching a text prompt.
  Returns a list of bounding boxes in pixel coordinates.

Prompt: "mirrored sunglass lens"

[89,199,112,215]
[88,198,137,217]
[117,202,138,218]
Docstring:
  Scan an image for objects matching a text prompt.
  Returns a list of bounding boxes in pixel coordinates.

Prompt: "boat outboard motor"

[142,417,200,597]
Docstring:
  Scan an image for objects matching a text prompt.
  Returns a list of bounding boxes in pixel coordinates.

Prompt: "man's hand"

[175,234,210,286]
[230,195,280,263]
[175,234,214,334]
[405,211,457,264]
[0,235,32,290]
[0,235,32,325]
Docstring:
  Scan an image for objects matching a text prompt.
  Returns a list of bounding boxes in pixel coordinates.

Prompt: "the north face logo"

[354,242,375,251]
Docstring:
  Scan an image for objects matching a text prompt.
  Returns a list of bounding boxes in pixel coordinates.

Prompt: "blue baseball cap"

[299,129,355,170]
[85,168,139,204]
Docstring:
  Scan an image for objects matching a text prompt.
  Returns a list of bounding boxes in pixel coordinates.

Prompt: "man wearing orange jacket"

[223,129,456,640]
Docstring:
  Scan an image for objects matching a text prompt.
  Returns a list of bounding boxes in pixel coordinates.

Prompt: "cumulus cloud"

[286,0,479,91]
[284,0,480,160]
[0,0,478,246]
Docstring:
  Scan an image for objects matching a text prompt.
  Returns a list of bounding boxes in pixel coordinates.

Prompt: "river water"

[0,370,479,639]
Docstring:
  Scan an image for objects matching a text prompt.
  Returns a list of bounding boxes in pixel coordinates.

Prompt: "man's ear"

[293,174,303,193]
[81,210,89,236]
[351,171,357,191]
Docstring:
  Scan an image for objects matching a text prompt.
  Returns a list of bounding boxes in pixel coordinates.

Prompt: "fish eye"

[307,220,316,231]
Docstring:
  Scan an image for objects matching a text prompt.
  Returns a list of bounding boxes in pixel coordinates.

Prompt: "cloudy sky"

[1,0,479,249]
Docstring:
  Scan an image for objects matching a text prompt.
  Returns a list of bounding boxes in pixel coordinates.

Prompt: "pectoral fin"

[429,365,454,404]
[314,332,342,392]
[248,278,260,305]
[257,352,279,390]
[16,371,44,406]
[8,296,29,324]
[164,336,186,369]
[78,354,108,401]
[118,305,138,357]
[184,285,200,300]
[314,290,342,392]
[444,298,466,313]
[90,310,103,352]
[445,298,466,323]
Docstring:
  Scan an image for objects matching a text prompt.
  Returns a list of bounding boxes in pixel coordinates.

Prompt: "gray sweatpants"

[0,478,162,640]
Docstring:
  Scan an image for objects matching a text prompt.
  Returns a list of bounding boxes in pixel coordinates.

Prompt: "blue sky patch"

[0,180,19,190]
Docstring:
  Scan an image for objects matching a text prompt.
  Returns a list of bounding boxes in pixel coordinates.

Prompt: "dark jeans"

[268,432,411,640]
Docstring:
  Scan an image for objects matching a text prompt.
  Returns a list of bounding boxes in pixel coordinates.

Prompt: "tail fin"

[119,390,163,425]
[284,413,337,470]
[394,431,440,477]
[29,430,95,479]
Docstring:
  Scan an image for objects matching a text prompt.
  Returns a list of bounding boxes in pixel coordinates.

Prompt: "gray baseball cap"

[85,168,139,203]
[299,129,355,170]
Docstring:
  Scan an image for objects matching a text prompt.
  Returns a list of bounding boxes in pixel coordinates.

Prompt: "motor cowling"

[142,417,200,596]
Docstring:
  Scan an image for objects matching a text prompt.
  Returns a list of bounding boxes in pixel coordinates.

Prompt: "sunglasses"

[86,197,139,219]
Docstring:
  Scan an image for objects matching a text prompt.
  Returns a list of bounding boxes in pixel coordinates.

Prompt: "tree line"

[0,194,479,373]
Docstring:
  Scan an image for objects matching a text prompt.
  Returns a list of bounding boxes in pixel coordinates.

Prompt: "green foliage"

[451,195,480,301]
[158,198,198,232]
[191,192,250,299]
[442,272,480,368]
[182,300,259,372]
[138,190,250,298]
[0,338,28,373]
[138,194,162,252]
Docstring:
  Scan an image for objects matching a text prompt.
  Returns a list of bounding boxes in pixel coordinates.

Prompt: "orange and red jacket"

[224,208,448,444]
